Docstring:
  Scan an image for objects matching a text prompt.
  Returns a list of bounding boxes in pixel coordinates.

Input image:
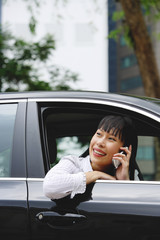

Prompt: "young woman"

[43,115,142,200]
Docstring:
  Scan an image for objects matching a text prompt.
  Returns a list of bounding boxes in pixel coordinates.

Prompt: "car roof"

[0,91,160,116]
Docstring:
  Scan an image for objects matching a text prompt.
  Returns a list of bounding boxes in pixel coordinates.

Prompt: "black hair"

[97,115,136,147]
[97,115,143,180]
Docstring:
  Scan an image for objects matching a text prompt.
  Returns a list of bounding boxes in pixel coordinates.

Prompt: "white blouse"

[43,155,140,200]
[43,155,93,199]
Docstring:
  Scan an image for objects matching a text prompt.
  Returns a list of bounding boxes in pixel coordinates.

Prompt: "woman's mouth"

[93,148,106,157]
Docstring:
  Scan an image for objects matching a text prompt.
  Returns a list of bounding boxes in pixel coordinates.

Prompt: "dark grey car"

[0,91,160,240]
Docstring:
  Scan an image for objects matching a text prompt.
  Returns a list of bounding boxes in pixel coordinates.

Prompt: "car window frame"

[11,100,27,177]
[32,97,160,181]
[0,99,27,178]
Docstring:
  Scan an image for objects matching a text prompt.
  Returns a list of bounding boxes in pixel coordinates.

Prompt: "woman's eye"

[109,137,116,141]
[96,131,101,136]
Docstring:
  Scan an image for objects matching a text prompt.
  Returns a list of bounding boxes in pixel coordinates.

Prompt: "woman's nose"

[97,137,105,147]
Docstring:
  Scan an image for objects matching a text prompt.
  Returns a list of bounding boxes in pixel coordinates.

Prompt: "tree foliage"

[0,0,79,92]
[0,27,79,92]
[109,0,160,47]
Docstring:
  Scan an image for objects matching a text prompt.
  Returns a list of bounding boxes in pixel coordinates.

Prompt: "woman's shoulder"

[60,155,91,170]
[68,155,91,172]
[60,154,90,164]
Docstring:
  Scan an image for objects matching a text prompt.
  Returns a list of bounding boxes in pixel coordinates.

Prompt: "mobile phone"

[112,147,128,169]
[112,151,123,169]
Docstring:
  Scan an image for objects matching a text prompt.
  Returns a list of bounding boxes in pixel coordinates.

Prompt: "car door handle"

[36,211,87,228]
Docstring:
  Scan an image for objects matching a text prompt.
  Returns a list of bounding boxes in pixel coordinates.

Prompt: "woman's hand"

[85,171,116,185]
[113,145,132,180]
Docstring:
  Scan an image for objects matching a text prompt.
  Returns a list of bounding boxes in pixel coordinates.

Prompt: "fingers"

[113,145,132,166]
[120,145,132,156]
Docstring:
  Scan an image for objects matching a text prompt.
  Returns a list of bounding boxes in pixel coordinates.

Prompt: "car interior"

[39,103,160,181]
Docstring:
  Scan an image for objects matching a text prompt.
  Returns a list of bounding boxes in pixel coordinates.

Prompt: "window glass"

[120,54,137,69]
[137,136,160,181]
[0,104,17,177]
[120,76,142,91]
[120,35,126,46]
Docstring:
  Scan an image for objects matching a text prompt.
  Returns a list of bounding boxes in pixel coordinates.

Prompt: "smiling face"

[89,128,124,172]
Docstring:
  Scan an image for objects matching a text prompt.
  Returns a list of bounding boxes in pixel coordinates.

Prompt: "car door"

[27,98,160,240]
[0,100,29,239]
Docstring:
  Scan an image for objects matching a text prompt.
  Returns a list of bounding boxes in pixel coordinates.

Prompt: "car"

[1,90,160,240]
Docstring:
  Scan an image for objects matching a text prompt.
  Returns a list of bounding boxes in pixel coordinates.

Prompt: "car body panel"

[27,179,160,240]
[26,101,45,178]
[11,101,27,177]
[0,91,160,116]
[0,179,29,239]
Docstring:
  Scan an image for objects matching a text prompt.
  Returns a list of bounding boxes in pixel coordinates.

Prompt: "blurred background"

[1,0,160,98]
[1,0,160,180]
[1,0,107,92]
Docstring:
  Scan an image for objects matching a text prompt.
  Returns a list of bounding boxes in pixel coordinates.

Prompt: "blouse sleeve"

[43,155,87,199]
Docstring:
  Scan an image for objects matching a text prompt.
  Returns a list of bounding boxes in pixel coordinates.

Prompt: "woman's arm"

[85,171,116,185]
[43,156,86,199]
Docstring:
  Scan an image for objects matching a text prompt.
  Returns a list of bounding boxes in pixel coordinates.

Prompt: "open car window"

[39,103,160,182]
[56,136,90,163]
[54,135,159,181]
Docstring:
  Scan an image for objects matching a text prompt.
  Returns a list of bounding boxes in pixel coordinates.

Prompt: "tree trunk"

[119,0,160,98]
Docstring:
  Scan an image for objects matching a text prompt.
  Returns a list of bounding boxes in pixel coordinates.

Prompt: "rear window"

[0,104,17,177]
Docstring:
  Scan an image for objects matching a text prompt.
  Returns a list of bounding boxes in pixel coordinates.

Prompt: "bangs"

[98,115,125,142]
